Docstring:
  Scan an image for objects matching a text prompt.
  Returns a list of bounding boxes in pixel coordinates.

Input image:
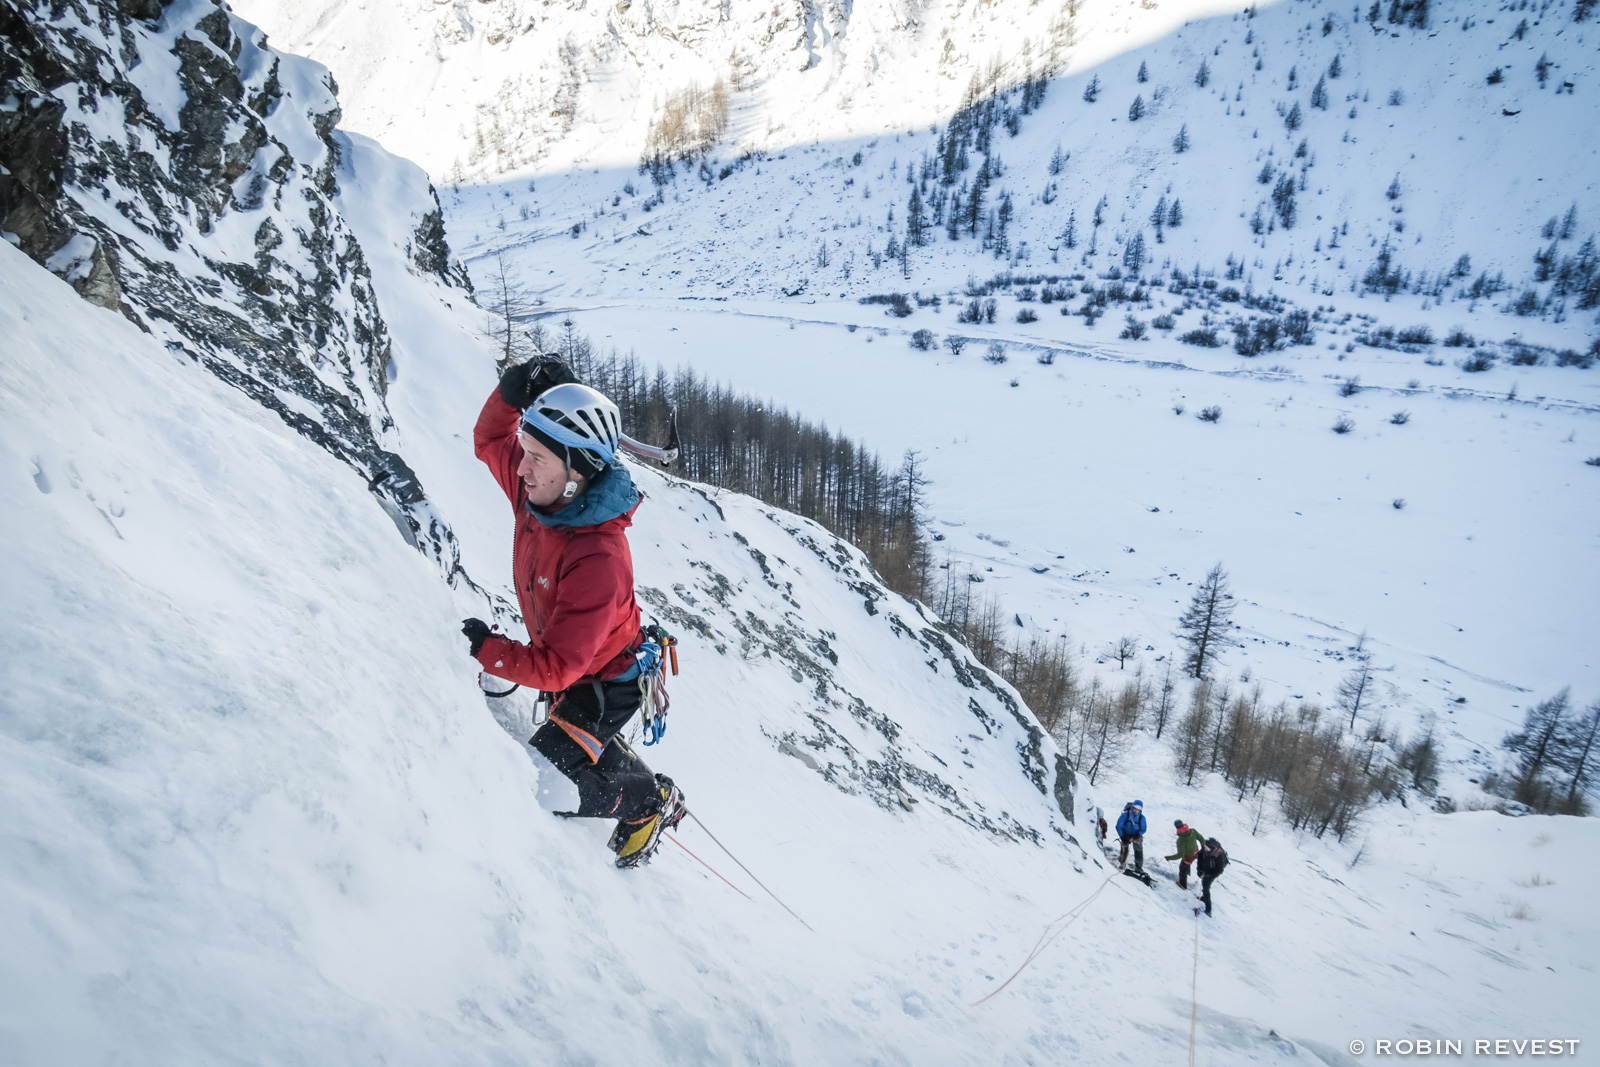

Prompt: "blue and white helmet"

[520,382,621,478]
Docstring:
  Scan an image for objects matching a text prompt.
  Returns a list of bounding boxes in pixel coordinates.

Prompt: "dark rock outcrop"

[1,0,471,570]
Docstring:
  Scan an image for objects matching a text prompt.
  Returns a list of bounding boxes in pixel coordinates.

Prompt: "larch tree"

[1177,562,1236,678]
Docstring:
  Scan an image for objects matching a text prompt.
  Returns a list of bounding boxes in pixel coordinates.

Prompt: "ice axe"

[617,408,679,466]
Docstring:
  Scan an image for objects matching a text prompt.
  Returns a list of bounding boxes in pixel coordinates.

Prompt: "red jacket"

[472,388,642,691]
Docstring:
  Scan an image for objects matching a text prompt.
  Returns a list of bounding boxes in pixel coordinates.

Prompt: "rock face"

[1,0,471,563]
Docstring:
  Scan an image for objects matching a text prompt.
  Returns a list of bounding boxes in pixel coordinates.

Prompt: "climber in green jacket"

[1166,819,1206,889]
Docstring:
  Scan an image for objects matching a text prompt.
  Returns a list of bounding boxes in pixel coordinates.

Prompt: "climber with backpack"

[1195,837,1229,916]
[460,356,683,868]
[1114,799,1147,874]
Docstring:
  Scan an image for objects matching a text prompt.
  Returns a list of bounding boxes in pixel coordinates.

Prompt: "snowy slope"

[7,203,1598,1067]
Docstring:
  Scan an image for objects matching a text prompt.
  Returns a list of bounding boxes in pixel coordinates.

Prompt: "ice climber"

[461,357,685,868]
[1166,819,1206,890]
[1195,837,1229,916]
[1115,799,1147,873]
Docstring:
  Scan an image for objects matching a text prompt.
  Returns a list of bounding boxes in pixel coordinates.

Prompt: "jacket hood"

[526,462,642,529]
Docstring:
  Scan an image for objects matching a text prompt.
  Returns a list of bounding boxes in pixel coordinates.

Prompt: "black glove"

[498,356,578,410]
[461,617,493,657]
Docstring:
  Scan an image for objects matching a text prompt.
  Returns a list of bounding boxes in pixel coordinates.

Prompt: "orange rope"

[666,833,753,900]
[1188,905,1201,1067]
[970,871,1119,1006]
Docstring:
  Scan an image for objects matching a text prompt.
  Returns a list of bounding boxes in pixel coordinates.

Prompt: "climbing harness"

[971,870,1120,1006]
[635,621,678,746]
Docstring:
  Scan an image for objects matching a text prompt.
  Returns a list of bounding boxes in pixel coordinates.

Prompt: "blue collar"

[526,462,641,528]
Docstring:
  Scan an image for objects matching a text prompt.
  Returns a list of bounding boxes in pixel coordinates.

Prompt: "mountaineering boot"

[611,775,685,869]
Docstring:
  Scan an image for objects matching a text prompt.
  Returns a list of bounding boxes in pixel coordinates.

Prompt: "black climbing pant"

[1200,873,1219,915]
[1118,835,1145,872]
[531,677,658,822]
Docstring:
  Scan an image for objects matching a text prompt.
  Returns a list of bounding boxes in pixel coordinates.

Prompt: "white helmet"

[520,383,621,479]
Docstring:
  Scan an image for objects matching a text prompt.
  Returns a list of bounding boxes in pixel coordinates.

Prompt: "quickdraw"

[635,621,679,746]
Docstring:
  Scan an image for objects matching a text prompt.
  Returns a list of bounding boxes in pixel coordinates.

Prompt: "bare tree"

[1173,678,1214,785]
[1176,563,1236,678]
[1398,718,1440,793]
[1503,689,1573,809]
[1151,660,1176,739]
[1110,634,1139,669]
[1336,661,1374,730]
[483,251,536,370]
[1560,700,1600,812]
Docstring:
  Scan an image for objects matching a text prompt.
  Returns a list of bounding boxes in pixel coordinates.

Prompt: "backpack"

[1116,803,1144,837]
[1203,839,1229,875]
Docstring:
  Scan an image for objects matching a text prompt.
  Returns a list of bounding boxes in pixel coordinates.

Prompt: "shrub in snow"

[1332,416,1355,434]
[1181,328,1221,347]
[1396,325,1433,345]
[1443,328,1475,348]
[1120,316,1147,340]
[1393,498,1407,510]
[1587,457,1600,467]
[1339,377,1362,397]
[1555,347,1595,369]
[1461,352,1496,373]
[1197,406,1222,422]
[944,335,968,356]
[1016,308,1038,324]
[1509,346,1540,366]
[910,329,935,350]
[1390,411,1411,425]
[983,342,1008,364]
[1152,313,1176,330]
[957,300,983,324]
[860,293,912,317]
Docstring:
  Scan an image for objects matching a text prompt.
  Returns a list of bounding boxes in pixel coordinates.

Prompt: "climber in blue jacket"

[1115,799,1147,873]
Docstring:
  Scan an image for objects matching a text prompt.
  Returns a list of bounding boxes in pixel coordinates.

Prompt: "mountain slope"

[240,0,1600,314]
[8,210,1598,1067]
